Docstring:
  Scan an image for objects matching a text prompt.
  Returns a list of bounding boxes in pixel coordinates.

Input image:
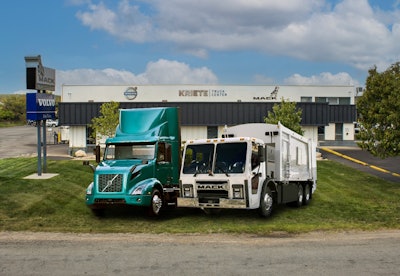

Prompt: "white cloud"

[284,72,360,86]
[56,59,218,94]
[137,59,218,84]
[75,0,400,71]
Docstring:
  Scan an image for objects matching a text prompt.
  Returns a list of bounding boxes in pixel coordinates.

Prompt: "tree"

[264,98,303,135]
[91,101,120,140]
[356,62,400,158]
[0,95,26,122]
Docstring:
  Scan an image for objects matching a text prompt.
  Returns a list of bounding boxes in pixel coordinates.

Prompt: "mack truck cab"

[177,123,317,217]
[85,107,181,216]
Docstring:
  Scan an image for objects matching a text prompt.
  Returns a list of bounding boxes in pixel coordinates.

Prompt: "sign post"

[25,55,56,176]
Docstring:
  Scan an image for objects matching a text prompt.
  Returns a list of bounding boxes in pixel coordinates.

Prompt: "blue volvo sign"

[26,93,56,121]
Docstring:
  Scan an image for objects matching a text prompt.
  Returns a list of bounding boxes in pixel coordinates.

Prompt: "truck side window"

[157,142,171,163]
[251,143,260,170]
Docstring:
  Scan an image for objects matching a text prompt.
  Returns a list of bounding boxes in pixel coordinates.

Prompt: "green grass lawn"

[0,158,399,234]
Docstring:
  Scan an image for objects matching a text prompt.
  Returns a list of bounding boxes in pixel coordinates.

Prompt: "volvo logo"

[37,98,55,107]
[124,87,138,100]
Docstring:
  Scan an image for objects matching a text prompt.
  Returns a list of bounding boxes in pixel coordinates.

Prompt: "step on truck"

[177,122,317,217]
[85,107,181,216]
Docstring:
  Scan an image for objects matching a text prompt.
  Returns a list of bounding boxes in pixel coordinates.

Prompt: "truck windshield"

[104,143,156,161]
[182,144,214,174]
[214,142,247,174]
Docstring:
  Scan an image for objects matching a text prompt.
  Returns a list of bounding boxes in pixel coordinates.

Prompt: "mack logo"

[37,98,55,107]
[197,184,225,190]
[38,75,55,85]
[253,86,279,101]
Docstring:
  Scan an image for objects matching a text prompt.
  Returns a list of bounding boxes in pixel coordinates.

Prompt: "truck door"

[156,142,174,185]
[249,142,264,207]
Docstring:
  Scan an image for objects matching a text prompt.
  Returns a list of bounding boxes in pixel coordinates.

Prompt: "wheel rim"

[263,192,273,211]
[298,189,303,203]
[152,194,162,214]
[304,188,310,201]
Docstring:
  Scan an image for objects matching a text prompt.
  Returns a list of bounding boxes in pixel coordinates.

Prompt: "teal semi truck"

[85,107,181,216]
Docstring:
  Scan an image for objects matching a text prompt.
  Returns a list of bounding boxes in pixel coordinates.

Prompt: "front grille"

[198,190,228,204]
[196,181,229,204]
[98,174,123,192]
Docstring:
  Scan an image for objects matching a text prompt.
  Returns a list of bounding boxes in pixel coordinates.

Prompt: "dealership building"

[58,84,358,154]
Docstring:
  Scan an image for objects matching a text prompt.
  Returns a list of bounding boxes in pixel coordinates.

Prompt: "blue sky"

[0,0,399,94]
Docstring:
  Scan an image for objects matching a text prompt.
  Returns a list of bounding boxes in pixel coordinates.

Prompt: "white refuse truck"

[177,122,317,217]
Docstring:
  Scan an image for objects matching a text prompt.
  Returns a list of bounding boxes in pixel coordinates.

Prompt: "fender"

[264,178,278,203]
[129,178,163,196]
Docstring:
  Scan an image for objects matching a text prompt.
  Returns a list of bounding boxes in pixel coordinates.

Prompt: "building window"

[315,97,350,105]
[328,97,338,105]
[87,126,95,145]
[339,97,350,104]
[301,97,312,102]
[318,126,325,141]
[335,123,343,141]
[207,126,218,138]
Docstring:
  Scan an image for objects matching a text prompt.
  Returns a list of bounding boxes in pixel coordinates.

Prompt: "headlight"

[86,182,94,195]
[232,184,244,199]
[182,184,193,198]
[131,186,144,195]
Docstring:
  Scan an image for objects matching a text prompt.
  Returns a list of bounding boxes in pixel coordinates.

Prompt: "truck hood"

[97,159,148,173]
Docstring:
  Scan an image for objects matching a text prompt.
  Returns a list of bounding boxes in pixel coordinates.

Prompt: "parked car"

[46,119,59,127]
[27,120,36,126]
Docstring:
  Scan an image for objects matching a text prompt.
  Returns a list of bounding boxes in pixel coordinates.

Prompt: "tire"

[148,189,163,216]
[303,183,311,206]
[292,184,304,208]
[258,186,274,218]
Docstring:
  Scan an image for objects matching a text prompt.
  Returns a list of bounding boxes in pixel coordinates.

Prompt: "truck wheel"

[292,184,304,208]
[258,186,274,217]
[148,189,163,216]
[303,183,311,205]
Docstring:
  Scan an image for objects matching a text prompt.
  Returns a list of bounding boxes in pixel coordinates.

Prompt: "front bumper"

[86,194,152,208]
[177,197,247,209]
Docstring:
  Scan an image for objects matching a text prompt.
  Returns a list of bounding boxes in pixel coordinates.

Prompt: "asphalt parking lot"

[0,125,71,160]
[320,147,400,183]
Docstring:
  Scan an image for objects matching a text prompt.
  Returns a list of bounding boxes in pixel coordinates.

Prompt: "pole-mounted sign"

[25,55,56,120]
[25,55,56,91]
[26,93,56,120]
[24,55,56,176]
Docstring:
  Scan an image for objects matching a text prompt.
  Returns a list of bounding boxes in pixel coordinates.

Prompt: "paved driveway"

[0,125,70,159]
[320,147,400,183]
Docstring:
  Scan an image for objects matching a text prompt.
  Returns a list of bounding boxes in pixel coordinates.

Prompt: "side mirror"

[258,145,265,163]
[95,145,101,163]
[83,160,96,172]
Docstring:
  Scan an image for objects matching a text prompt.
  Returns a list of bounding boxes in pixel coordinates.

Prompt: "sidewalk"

[43,143,95,161]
